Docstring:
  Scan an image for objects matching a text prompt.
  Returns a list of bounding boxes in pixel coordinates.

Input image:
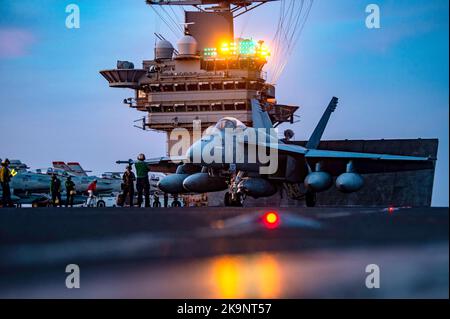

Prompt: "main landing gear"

[305,191,317,207]
[224,191,244,207]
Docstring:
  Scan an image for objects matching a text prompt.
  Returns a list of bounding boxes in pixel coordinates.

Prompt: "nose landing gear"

[224,171,245,207]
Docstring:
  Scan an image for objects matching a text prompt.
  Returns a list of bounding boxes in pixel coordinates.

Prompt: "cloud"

[0,28,36,58]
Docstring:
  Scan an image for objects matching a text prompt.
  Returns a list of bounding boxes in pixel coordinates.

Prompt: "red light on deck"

[388,206,395,214]
[263,211,280,229]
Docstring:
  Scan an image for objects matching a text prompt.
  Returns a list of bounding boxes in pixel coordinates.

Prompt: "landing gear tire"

[305,192,317,208]
[224,192,231,207]
[224,192,243,207]
[172,200,181,207]
[153,201,161,208]
[97,200,106,208]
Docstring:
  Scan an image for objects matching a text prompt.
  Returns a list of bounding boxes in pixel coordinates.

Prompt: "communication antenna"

[179,22,195,35]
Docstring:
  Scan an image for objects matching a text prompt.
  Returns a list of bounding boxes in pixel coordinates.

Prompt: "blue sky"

[0,0,448,206]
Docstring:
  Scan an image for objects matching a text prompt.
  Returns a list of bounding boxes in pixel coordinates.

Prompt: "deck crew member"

[122,165,136,207]
[0,159,13,208]
[163,192,169,208]
[50,174,62,207]
[135,154,150,207]
[86,180,97,207]
[65,176,76,207]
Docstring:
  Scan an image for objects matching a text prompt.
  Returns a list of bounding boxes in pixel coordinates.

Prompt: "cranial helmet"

[138,153,146,161]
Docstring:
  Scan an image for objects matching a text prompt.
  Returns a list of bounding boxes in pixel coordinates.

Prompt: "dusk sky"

[0,0,448,206]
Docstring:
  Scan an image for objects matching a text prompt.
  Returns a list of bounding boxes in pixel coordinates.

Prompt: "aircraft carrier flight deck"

[0,206,448,298]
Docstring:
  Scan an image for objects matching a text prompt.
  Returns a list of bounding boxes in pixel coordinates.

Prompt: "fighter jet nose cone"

[186,145,194,163]
[186,140,203,164]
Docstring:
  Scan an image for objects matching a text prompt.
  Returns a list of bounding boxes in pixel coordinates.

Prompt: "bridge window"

[164,105,174,112]
[248,81,258,90]
[199,104,210,112]
[186,104,198,112]
[175,83,186,91]
[236,82,247,90]
[150,84,161,92]
[236,102,246,111]
[162,84,174,92]
[224,103,235,111]
[199,82,210,90]
[187,83,198,91]
[212,82,223,90]
[224,82,235,90]
[212,104,223,111]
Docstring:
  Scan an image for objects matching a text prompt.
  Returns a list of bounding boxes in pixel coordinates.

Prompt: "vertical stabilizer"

[251,99,274,129]
[306,97,339,149]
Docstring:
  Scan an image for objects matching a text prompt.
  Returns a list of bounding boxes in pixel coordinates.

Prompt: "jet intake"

[336,173,364,193]
[157,174,190,194]
[238,178,277,199]
[182,173,228,193]
[304,172,332,193]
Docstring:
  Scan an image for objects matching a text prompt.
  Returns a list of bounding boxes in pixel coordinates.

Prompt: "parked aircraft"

[0,161,122,206]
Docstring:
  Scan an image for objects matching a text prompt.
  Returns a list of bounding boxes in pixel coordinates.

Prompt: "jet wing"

[303,149,435,175]
[252,140,431,162]
[304,149,431,161]
[244,140,435,174]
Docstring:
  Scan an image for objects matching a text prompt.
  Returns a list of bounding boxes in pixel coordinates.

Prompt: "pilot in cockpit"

[214,118,247,131]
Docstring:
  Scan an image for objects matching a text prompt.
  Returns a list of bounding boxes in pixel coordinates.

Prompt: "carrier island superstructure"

[100,0,298,157]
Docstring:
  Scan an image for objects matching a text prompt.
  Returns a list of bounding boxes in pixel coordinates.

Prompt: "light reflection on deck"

[209,254,281,298]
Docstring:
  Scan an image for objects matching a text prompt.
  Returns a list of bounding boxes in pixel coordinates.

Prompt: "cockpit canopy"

[214,117,247,130]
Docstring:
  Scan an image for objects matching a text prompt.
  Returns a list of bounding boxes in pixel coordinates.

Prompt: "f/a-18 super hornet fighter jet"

[119,97,435,207]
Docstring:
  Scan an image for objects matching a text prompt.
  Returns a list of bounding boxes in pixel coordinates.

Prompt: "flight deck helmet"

[137,153,146,161]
